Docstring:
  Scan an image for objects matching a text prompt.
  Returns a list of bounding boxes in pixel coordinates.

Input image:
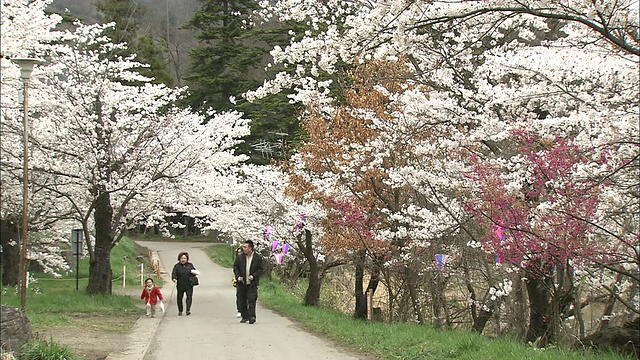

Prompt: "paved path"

[132,241,360,360]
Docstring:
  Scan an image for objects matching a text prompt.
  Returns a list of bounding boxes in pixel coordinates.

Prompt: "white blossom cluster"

[27,235,71,278]
[1,1,250,270]
[201,164,329,261]
[489,279,514,301]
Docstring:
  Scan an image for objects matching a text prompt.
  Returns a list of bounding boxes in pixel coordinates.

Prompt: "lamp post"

[11,57,42,311]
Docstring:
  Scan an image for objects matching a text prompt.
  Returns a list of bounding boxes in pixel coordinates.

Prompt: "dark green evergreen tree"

[183,0,302,164]
[183,0,261,111]
[94,0,173,86]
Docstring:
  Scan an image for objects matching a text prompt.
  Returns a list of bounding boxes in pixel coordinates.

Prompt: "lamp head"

[11,58,43,80]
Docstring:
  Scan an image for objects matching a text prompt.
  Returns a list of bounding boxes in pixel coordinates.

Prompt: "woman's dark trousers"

[177,287,193,313]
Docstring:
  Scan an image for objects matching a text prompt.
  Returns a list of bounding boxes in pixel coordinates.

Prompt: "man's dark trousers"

[238,284,258,320]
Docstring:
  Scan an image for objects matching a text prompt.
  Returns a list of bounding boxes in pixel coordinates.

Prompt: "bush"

[21,338,81,360]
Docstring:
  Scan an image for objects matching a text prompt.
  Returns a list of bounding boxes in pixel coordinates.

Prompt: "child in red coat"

[141,278,163,317]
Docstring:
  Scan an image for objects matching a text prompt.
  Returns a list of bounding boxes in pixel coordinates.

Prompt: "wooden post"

[123,265,126,289]
[75,243,79,291]
[367,288,373,321]
[140,263,144,286]
[156,259,161,278]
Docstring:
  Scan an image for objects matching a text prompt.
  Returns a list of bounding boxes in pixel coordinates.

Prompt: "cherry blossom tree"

[245,0,638,344]
[35,27,248,293]
[203,163,342,306]
[284,59,473,320]
[1,0,67,285]
[465,129,638,344]
[202,164,297,246]
[1,1,251,294]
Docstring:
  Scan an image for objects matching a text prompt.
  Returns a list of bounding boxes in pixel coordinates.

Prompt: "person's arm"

[156,288,163,301]
[171,264,177,282]
[141,288,146,300]
[190,263,200,275]
[249,255,264,281]
[233,255,242,281]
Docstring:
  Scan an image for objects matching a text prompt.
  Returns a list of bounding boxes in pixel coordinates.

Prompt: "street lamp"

[11,57,42,311]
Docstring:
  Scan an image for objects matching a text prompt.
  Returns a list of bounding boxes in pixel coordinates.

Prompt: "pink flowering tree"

[325,199,386,318]
[465,130,637,345]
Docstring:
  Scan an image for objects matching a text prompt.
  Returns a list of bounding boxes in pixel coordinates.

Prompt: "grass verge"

[2,237,147,327]
[205,249,630,360]
[205,243,237,269]
[259,279,630,360]
[128,233,223,243]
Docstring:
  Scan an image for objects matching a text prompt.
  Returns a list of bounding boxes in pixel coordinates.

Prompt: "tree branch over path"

[405,4,639,55]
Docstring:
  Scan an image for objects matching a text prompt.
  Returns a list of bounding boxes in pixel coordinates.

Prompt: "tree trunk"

[353,250,381,319]
[463,262,493,333]
[432,273,449,328]
[514,275,528,339]
[386,268,395,323]
[599,272,623,331]
[472,307,493,333]
[305,268,322,306]
[354,250,367,319]
[573,284,586,339]
[299,229,321,306]
[1,219,21,286]
[87,189,113,294]
[552,265,575,343]
[525,269,554,346]
[405,267,425,324]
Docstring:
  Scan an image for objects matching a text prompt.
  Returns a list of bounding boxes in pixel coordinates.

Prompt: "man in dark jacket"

[233,240,264,324]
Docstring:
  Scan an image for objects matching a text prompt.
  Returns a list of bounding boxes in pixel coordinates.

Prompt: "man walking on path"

[233,240,264,324]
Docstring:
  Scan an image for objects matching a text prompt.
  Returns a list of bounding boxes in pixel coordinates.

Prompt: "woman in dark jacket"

[171,252,199,316]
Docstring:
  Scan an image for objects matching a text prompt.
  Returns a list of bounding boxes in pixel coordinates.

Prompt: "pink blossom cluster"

[466,131,611,274]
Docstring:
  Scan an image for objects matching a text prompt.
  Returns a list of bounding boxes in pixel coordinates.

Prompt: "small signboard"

[71,229,83,256]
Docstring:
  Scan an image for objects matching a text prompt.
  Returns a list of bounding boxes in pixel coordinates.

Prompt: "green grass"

[258,280,630,360]
[205,243,237,268]
[128,233,223,243]
[54,236,160,287]
[204,249,630,360]
[112,236,163,287]
[21,337,83,360]
[1,237,148,326]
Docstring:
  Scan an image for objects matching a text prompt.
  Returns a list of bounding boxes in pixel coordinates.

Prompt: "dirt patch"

[33,314,138,360]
